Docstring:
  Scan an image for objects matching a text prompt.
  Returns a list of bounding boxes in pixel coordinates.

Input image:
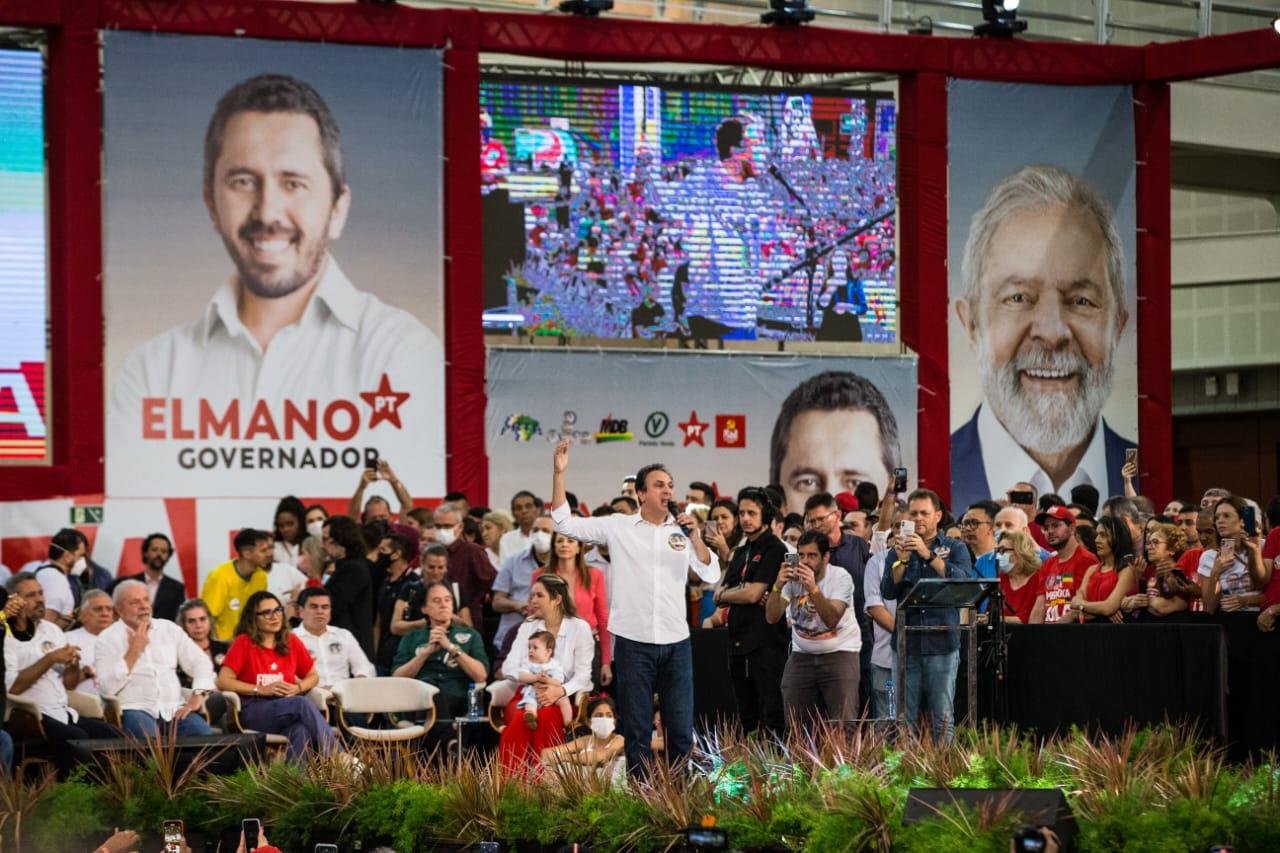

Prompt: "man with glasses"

[803,492,872,716]
[961,500,1001,579]
[879,489,972,742]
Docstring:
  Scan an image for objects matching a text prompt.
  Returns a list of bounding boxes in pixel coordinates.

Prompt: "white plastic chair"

[329,677,438,744]
[68,690,106,722]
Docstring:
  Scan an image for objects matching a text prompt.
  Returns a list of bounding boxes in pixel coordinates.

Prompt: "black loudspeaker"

[903,788,1077,851]
[66,733,267,776]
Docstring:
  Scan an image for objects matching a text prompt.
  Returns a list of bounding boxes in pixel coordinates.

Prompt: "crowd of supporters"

[2,454,1277,783]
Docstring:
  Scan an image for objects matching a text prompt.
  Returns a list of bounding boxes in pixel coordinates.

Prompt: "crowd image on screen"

[481,81,898,343]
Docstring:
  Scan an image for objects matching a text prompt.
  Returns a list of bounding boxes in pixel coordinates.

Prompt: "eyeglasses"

[255,606,284,618]
[960,519,991,529]
[805,510,838,527]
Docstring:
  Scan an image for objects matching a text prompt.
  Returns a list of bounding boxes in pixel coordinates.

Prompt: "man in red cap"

[1037,505,1096,623]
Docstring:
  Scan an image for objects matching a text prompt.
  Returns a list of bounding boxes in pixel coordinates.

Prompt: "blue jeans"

[901,649,959,742]
[121,709,215,739]
[0,730,12,773]
[613,635,693,778]
[240,695,336,760]
[871,664,895,721]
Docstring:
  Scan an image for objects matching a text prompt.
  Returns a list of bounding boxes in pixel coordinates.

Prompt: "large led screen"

[0,48,48,463]
[481,79,897,343]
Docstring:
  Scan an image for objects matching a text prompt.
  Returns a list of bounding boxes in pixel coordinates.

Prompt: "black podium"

[895,578,998,728]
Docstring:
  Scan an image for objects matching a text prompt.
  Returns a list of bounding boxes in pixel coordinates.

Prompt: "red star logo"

[679,410,709,447]
[359,373,410,429]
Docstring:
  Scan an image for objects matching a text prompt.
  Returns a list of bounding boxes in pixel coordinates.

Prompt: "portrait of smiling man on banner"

[105,43,445,498]
[950,164,1135,512]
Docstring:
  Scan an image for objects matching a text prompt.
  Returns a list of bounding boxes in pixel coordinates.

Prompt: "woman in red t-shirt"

[1071,517,1138,623]
[997,530,1045,624]
[534,531,611,687]
[216,591,336,759]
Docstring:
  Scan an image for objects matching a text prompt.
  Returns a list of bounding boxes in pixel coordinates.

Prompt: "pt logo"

[645,411,669,439]
[679,410,709,447]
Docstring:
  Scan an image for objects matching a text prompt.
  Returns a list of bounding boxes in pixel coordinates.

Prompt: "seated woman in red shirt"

[997,530,1044,624]
[534,532,611,688]
[216,590,336,759]
[1070,517,1138,623]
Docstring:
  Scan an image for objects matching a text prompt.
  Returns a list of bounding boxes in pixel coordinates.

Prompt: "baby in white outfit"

[517,630,573,730]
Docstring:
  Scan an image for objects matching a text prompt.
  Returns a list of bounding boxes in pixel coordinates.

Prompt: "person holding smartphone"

[878,489,973,742]
[1199,495,1266,614]
[765,531,861,726]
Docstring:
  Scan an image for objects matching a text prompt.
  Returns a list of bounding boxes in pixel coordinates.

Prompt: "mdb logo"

[595,414,633,443]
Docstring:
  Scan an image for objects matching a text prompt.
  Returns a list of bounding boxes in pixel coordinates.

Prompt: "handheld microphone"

[667,501,691,536]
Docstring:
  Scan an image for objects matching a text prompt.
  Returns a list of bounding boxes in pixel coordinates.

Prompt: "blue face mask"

[996,553,1013,574]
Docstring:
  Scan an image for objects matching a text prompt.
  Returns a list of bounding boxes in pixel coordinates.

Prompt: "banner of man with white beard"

[947,82,1137,513]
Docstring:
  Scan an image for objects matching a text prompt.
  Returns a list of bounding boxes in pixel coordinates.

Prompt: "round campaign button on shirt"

[668,533,688,551]
[230,598,241,611]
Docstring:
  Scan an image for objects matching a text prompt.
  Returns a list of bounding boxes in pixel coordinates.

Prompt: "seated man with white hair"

[64,589,116,698]
[96,580,216,738]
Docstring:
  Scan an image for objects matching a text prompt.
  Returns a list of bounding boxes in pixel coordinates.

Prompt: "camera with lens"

[400,579,427,622]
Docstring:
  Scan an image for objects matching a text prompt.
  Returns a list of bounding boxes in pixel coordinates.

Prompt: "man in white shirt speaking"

[292,586,375,689]
[96,580,216,739]
[550,439,719,778]
[107,72,444,498]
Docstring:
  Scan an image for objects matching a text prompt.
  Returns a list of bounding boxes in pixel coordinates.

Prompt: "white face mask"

[70,557,88,577]
[996,553,1013,574]
[589,717,616,739]
[306,521,324,538]
[530,531,552,553]
[436,528,457,547]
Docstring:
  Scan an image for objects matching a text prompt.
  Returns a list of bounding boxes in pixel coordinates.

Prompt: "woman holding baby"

[497,573,595,775]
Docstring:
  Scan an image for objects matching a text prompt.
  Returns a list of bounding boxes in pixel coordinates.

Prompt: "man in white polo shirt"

[106,72,444,498]
[292,586,375,689]
[550,439,720,778]
[3,573,118,762]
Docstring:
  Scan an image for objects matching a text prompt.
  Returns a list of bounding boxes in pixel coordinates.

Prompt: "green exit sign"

[70,506,104,525]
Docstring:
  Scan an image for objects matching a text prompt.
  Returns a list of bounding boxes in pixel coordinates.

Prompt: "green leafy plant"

[19,771,102,851]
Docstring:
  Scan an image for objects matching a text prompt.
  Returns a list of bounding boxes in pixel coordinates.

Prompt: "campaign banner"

[103,33,446,499]
[947,82,1137,512]
[0,49,48,463]
[0,496,350,592]
[487,348,917,516]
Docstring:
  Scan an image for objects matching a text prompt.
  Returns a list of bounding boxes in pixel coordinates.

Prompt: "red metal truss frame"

[1,0,1277,506]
